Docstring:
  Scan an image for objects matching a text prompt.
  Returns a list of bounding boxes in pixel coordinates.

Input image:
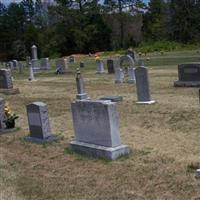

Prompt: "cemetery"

[0,0,200,199]
[0,49,200,199]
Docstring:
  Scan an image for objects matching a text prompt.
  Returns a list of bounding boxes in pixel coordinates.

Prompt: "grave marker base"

[0,128,17,134]
[174,81,200,87]
[136,100,155,105]
[70,141,129,160]
[0,88,20,95]
[127,80,136,84]
[24,134,57,143]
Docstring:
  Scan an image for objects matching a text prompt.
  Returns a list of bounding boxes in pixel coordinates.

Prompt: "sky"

[1,0,150,5]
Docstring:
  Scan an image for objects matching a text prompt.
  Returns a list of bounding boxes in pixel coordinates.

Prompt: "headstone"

[107,59,118,74]
[56,58,68,74]
[7,61,14,70]
[31,45,38,60]
[0,98,5,130]
[40,58,51,70]
[174,64,200,87]
[80,62,84,68]
[196,169,200,179]
[12,60,19,70]
[18,62,23,74]
[0,69,13,89]
[115,68,124,84]
[99,96,123,102]
[76,68,88,100]
[26,56,31,68]
[25,102,57,142]
[135,66,155,104]
[127,67,136,84]
[68,55,75,63]
[28,61,35,81]
[70,100,129,160]
[96,60,105,74]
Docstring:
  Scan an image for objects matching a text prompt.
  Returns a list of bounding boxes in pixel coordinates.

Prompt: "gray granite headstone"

[40,58,51,70]
[70,100,129,160]
[25,102,57,142]
[31,45,38,60]
[0,69,13,89]
[56,58,68,74]
[0,98,5,130]
[135,67,155,104]
[115,68,124,84]
[76,68,88,100]
[127,67,135,84]
[174,64,200,87]
[12,60,19,70]
[96,60,105,74]
[31,59,41,73]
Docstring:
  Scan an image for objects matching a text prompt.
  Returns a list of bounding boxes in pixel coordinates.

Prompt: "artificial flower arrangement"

[3,103,18,129]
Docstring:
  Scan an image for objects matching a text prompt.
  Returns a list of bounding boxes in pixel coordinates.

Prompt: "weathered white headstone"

[25,102,57,142]
[70,100,129,160]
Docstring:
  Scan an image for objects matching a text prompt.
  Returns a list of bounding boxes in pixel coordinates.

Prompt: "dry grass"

[0,63,200,200]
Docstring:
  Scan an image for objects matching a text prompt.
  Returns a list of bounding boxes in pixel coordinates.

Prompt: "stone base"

[24,134,57,143]
[136,100,156,105]
[96,71,105,74]
[127,80,135,84]
[99,96,123,102]
[115,80,124,84]
[174,81,200,87]
[0,128,17,134]
[76,93,88,100]
[0,88,20,95]
[70,141,129,160]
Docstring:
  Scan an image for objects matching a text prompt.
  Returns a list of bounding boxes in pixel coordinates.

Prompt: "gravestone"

[69,55,75,63]
[80,62,84,68]
[7,61,14,70]
[127,67,136,84]
[70,100,129,160]
[0,69,13,89]
[26,56,31,68]
[0,98,5,130]
[135,66,155,104]
[12,60,19,70]
[115,68,124,84]
[28,61,35,81]
[31,45,38,60]
[40,58,51,70]
[25,102,57,142]
[56,58,68,74]
[76,68,88,100]
[107,59,118,74]
[174,64,200,87]
[96,60,105,74]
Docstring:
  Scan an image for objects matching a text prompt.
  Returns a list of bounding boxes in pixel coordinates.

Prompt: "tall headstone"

[0,98,5,130]
[127,67,136,84]
[96,60,105,74]
[135,67,155,104]
[28,61,35,81]
[31,45,38,60]
[76,68,88,100]
[70,100,129,160]
[174,64,200,87]
[40,58,51,70]
[56,58,68,74]
[115,68,124,84]
[25,102,57,142]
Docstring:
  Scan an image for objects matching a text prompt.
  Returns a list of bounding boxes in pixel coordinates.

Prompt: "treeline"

[0,0,200,60]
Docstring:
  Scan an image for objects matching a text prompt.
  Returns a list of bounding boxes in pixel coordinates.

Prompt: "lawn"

[0,50,200,200]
